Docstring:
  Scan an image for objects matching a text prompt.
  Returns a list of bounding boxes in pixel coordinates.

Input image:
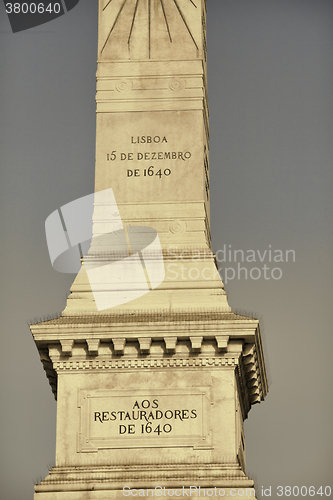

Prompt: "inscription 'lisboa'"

[131,136,168,144]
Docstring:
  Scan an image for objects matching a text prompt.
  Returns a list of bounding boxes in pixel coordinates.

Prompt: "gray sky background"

[0,1,332,499]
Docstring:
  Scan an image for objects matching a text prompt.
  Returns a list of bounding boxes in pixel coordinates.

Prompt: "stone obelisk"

[31,1,267,498]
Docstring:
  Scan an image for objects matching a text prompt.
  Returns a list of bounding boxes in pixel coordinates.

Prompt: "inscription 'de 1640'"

[78,389,211,452]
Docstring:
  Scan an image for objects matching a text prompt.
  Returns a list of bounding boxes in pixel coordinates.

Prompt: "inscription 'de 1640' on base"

[77,388,212,452]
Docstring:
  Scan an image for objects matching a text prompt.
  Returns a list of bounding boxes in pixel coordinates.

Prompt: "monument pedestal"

[32,310,266,499]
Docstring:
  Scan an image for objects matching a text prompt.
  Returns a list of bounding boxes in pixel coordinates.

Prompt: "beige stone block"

[54,368,238,466]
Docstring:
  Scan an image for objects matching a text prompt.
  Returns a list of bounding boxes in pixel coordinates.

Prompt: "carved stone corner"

[60,339,74,356]
[86,339,100,356]
[242,344,262,404]
[138,337,152,354]
[169,220,186,234]
[164,336,177,353]
[216,335,229,352]
[243,344,255,360]
[112,338,126,355]
[169,78,186,91]
[115,79,133,92]
[190,336,203,352]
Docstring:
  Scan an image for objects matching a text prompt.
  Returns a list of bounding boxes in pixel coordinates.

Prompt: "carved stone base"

[31,311,265,500]
[35,463,257,499]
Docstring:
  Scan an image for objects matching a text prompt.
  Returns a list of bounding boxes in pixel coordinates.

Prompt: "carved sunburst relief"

[100,0,201,60]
